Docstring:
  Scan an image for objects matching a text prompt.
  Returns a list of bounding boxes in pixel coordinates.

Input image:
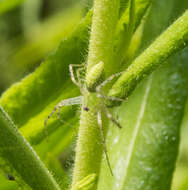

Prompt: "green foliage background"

[0,0,188,189]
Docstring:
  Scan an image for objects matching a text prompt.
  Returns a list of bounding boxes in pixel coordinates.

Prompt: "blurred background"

[0,0,92,189]
[0,0,188,189]
[0,0,93,95]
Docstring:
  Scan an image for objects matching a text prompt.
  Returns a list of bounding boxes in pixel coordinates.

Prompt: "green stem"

[0,106,61,190]
[72,0,119,189]
[86,0,119,76]
[108,10,188,106]
[72,93,105,189]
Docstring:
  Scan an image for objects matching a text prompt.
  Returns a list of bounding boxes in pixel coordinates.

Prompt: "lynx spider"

[44,63,124,175]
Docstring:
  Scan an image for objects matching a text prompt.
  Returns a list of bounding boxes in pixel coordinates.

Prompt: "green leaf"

[118,0,151,33]
[45,153,70,190]
[0,11,92,188]
[0,106,61,190]
[1,1,187,190]
[119,0,129,17]
[71,174,97,190]
[0,0,24,14]
[13,4,83,70]
[0,0,147,147]
[108,10,188,106]
[0,172,19,190]
[97,47,188,190]
[114,0,151,71]
[97,1,188,189]
[0,11,92,145]
[34,116,78,159]
[172,166,188,190]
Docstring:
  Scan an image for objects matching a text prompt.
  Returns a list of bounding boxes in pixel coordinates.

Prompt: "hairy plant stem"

[86,0,119,76]
[0,106,60,190]
[108,10,188,106]
[72,93,106,189]
[72,0,119,189]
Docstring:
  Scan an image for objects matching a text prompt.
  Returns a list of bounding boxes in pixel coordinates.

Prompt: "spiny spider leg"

[69,64,88,107]
[56,107,77,129]
[97,111,113,176]
[45,64,85,130]
[96,72,124,102]
[44,106,58,128]
[104,107,122,129]
[44,96,83,136]
[57,106,63,123]
[76,67,85,84]
[69,64,84,88]
[95,72,124,129]
[76,67,85,94]
[74,65,90,107]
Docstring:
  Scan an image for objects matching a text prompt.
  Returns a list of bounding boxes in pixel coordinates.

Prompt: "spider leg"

[57,105,63,123]
[69,64,85,88]
[96,73,123,130]
[44,105,58,128]
[104,108,122,129]
[97,111,113,176]
[44,96,83,138]
[76,67,85,94]
[76,67,85,84]
[45,96,83,126]
[44,104,61,140]
[96,72,125,102]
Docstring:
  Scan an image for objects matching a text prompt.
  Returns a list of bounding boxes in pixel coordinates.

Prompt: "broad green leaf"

[108,10,188,105]
[0,119,75,189]
[45,153,70,190]
[0,11,91,125]
[166,1,188,189]
[33,118,78,189]
[172,92,188,190]
[0,0,146,147]
[0,10,91,189]
[97,47,188,190]
[178,177,188,190]
[0,0,24,15]
[0,11,92,145]
[19,87,79,145]
[34,117,79,159]
[172,166,188,190]
[0,172,19,190]
[97,0,188,189]
[1,1,187,190]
